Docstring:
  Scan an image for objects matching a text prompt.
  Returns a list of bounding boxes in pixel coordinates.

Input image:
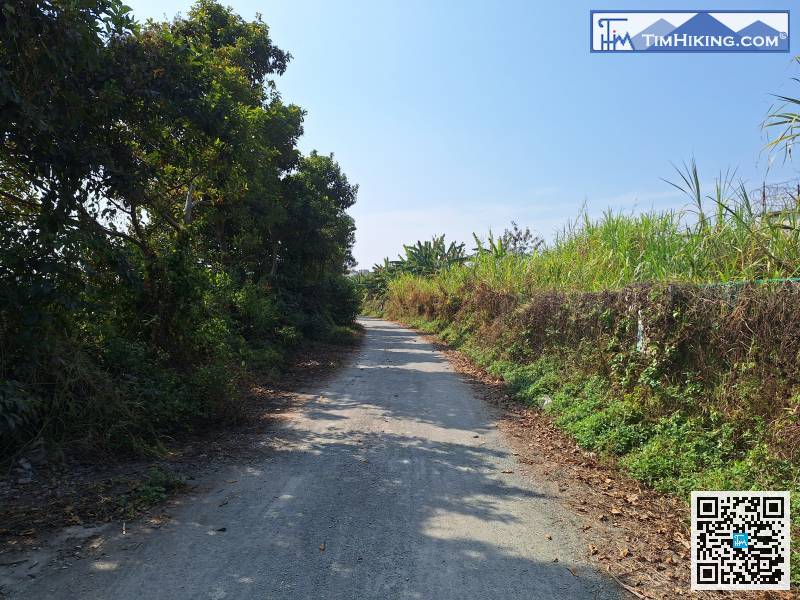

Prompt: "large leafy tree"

[1,0,141,381]
[0,1,359,456]
[280,152,357,280]
[102,1,305,347]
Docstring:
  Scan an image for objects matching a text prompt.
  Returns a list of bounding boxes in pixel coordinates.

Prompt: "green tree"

[0,0,359,458]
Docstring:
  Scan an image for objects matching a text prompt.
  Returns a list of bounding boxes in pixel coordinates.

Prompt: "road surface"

[9,318,624,599]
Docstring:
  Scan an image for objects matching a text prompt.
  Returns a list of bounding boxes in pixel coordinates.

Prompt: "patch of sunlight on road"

[422,508,521,555]
[354,362,448,372]
[91,561,119,571]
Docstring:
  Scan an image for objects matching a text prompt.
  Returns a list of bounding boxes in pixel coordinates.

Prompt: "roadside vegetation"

[358,166,800,582]
[0,0,359,462]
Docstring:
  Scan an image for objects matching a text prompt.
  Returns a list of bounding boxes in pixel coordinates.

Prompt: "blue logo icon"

[596,17,634,51]
[732,532,749,549]
[591,11,790,53]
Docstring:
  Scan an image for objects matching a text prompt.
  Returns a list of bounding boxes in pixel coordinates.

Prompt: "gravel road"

[8,318,626,599]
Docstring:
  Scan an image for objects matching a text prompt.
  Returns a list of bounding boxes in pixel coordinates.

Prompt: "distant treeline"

[0,0,359,458]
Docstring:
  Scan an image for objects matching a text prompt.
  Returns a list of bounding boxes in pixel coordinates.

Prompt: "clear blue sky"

[126,0,800,267]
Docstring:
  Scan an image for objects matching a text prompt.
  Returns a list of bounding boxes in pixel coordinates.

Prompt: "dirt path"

[4,318,626,599]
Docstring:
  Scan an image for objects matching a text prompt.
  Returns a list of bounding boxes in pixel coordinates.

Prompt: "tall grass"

[401,165,800,299]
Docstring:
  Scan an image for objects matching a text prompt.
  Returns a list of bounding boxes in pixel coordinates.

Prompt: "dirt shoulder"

[0,334,363,561]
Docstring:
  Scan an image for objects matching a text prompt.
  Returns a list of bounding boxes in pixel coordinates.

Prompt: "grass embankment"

[380,194,800,583]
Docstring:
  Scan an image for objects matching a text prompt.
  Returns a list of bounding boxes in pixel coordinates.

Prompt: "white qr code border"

[691,490,790,591]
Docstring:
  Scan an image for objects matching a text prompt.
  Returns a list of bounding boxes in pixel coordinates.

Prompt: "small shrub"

[122,467,187,517]
[498,357,564,407]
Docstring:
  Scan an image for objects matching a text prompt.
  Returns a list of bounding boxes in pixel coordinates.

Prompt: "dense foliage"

[0,0,359,458]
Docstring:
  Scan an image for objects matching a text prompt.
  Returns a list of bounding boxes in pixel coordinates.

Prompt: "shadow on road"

[12,318,627,600]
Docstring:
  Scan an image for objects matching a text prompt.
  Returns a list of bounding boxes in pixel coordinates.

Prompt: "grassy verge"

[399,308,800,586]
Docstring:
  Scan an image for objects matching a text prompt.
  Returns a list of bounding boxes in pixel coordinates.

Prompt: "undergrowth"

[396,292,800,584]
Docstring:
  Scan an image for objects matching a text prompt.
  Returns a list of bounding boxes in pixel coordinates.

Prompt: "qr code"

[691,491,790,590]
